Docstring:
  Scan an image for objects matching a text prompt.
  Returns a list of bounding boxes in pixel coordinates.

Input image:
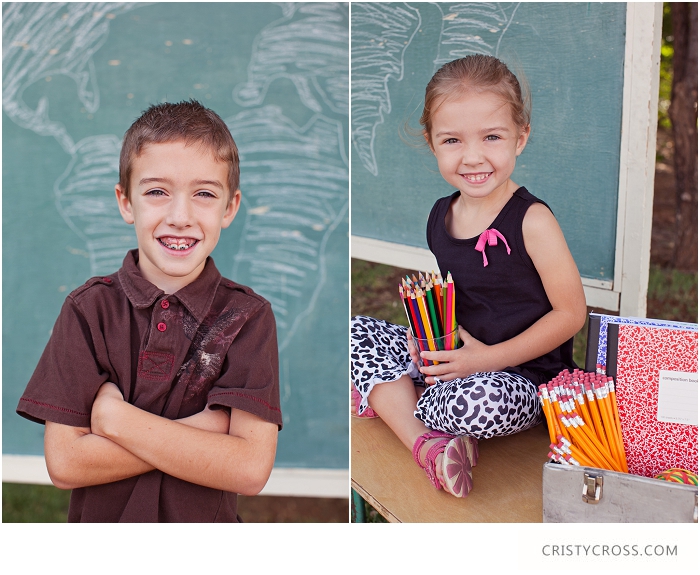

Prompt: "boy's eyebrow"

[139,177,225,189]
[192,179,225,189]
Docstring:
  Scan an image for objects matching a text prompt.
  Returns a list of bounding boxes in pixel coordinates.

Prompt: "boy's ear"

[516,125,531,156]
[221,189,242,229]
[115,185,134,225]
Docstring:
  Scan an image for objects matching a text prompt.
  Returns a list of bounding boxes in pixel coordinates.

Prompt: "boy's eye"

[196,190,216,198]
[146,188,166,196]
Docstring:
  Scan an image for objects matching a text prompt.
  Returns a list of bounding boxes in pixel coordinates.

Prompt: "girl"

[351,55,586,498]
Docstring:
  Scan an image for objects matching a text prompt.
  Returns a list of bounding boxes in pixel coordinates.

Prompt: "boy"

[17,100,282,522]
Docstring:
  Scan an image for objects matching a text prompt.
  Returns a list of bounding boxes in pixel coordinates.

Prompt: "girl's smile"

[460,172,492,184]
[428,90,529,204]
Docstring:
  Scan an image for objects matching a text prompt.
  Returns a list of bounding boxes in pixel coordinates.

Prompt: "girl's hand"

[90,382,125,438]
[418,326,491,384]
[406,328,421,366]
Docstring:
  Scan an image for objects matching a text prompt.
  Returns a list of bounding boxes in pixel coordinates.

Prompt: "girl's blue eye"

[443,137,458,145]
[485,135,501,141]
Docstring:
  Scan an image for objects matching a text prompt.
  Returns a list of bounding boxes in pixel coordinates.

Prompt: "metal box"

[542,462,698,523]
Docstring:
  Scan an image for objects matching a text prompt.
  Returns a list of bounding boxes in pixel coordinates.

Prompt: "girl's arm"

[44,403,231,490]
[419,203,587,382]
[89,383,278,496]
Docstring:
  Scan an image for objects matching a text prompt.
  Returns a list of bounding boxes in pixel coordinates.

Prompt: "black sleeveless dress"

[426,186,576,389]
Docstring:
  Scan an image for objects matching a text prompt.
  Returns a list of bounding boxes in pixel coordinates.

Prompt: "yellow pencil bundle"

[538,369,628,473]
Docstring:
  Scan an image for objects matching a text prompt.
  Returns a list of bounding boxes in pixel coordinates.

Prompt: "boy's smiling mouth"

[158,237,199,251]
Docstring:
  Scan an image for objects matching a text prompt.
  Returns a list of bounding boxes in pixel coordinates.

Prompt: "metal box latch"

[582,472,603,504]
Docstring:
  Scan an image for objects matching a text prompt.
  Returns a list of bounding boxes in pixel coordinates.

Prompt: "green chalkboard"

[2,3,349,470]
[351,2,626,282]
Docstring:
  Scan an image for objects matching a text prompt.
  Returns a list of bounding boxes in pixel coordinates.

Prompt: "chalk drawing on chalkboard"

[2,2,140,155]
[350,2,421,176]
[228,105,348,351]
[233,2,349,116]
[54,135,137,275]
[231,3,349,351]
[350,2,521,178]
[3,3,140,276]
[432,2,520,68]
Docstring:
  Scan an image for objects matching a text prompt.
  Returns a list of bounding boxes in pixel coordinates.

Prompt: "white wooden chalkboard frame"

[351,2,663,317]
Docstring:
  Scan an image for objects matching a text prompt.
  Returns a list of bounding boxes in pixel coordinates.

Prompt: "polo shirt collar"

[118,249,221,324]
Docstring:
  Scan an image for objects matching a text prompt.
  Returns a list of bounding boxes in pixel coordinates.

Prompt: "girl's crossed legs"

[351,315,542,495]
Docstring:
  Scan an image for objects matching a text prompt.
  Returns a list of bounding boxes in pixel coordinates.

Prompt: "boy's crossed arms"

[45,385,278,495]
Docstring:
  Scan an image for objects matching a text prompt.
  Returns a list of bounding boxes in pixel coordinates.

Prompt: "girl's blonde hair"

[420,55,531,138]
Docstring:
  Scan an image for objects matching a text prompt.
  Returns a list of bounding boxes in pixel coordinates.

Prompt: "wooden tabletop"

[352,416,550,522]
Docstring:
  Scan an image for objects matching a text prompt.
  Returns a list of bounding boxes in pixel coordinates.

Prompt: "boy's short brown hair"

[119,100,240,203]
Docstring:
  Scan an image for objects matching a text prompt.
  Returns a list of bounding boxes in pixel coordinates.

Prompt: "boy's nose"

[166,196,193,227]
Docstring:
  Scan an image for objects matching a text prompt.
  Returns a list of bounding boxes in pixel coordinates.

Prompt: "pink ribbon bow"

[475,228,511,267]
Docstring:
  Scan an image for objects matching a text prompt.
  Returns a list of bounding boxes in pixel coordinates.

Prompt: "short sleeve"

[16,297,111,427]
[207,302,282,429]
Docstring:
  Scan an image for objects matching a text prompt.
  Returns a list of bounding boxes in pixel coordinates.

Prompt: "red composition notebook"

[606,324,698,478]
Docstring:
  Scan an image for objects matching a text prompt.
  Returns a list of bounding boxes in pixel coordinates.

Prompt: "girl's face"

[427,90,529,202]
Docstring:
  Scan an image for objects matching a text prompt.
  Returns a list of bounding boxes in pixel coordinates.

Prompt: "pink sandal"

[351,387,378,419]
[412,430,478,497]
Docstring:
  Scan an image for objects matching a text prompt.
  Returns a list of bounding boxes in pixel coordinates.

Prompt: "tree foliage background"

[659,3,698,271]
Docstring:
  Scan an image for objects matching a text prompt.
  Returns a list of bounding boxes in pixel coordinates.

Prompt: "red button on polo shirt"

[161,300,170,309]
[157,322,167,332]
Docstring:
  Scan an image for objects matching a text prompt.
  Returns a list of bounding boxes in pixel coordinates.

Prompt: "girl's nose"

[461,144,483,166]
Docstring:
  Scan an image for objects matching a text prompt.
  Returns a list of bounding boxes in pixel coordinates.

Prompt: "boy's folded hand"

[177,406,231,434]
[91,382,125,438]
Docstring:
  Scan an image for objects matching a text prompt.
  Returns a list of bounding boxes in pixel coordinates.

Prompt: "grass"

[2,483,349,523]
[351,259,414,326]
[647,265,698,322]
[3,483,71,523]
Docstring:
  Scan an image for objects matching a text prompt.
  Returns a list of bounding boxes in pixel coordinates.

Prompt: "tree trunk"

[668,2,698,271]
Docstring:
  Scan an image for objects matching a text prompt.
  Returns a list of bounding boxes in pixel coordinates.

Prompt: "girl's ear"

[424,130,435,155]
[515,124,531,156]
[115,185,134,225]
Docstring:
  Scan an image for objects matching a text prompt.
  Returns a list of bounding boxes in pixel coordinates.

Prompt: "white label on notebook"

[657,370,698,426]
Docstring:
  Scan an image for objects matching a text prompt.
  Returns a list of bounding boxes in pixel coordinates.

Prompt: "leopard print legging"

[351,315,543,439]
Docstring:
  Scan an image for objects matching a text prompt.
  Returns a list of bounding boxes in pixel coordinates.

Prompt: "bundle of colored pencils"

[399,271,457,366]
[540,369,628,473]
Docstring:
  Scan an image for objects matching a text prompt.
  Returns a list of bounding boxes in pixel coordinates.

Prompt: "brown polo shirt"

[17,249,282,522]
